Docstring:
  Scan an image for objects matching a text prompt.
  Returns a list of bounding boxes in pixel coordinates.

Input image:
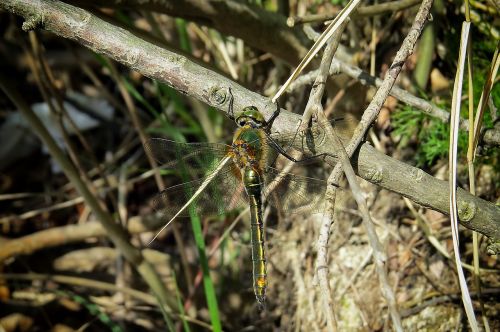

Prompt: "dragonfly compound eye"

[236,106,266,128]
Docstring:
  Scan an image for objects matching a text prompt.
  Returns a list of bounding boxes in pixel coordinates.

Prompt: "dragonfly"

[145,103,344,307]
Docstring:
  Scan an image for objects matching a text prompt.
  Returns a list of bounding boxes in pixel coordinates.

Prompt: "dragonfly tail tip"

[256,295,267,311]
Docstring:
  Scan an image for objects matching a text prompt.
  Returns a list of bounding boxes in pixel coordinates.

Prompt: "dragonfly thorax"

[231,127,268,172]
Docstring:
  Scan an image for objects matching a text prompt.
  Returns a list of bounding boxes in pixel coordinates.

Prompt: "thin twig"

[1,0,498,246]
[272,0,362,103]
[0,273,213,329]
[322,121,403,330]
[0,215,164,262]
[400,288,500,318]
[317,0,435,329]
[287,0,422,26]
[106,59,195,293]
[0,73,174,313]
[301,19,349,330]
[318,106,404,329]
[289,58,499,146]
[325,0,434,188]
[28,32,118,211]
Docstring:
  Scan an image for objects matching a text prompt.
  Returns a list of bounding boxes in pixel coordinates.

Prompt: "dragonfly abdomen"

[243,167,268,307]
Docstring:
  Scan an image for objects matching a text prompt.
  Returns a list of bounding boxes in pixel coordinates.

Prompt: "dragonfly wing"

[263,166,329,215]
[152,163,248,222]
[268,117,353,157]
[145,138,231,174]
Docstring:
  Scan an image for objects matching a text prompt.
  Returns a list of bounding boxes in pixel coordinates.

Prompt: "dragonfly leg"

[266,132,338,163]
[227,87,235,120]
[263,100,281,128]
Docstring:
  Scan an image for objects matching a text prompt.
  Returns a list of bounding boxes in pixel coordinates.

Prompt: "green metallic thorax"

[231,126,268,172]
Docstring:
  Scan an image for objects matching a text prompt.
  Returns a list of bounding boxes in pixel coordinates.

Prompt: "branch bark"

[0,215,164,262]
[71,0,310,66]
[1,0,499,250]
[290,58,500,146]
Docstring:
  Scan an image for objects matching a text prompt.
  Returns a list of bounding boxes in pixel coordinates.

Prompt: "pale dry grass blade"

[449,21,479,332]
[147,156,232,245]
[466,33,497,332]
[472,43,500,153]
[271,0,362,102]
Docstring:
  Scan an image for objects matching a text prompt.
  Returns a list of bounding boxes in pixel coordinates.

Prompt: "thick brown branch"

[287,0,422,25]
[1,0,499,249]
[72,0,310,66]
[0,215,162,262]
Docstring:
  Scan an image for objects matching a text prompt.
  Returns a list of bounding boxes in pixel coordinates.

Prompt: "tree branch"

[290,58,500,146]
[71,0,310,66]
[1,0,499,250]
[0,72,175,311]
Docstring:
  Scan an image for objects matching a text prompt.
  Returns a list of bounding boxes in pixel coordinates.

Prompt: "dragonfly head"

[235,106,265,128]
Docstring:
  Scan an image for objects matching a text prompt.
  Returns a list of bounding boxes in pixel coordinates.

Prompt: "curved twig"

[0,0,498,248]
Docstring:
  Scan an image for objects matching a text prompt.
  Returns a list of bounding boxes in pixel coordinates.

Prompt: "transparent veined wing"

[151,158,248,221]
[145,138,248,220]
[267,117,353,159]
[263,166,330,215]
[145,138,231,178]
